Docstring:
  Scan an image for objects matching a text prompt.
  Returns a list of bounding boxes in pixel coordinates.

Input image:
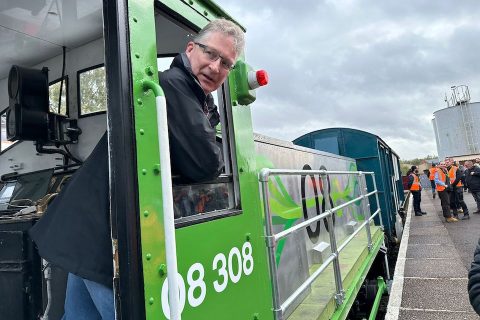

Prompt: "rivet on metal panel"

[146,253,152,261]
[253,313,260,320]
[153,164,160,175]
[159,264,167,277]
[148,297,154,305]
[188,0,193,5]
[232,100,238,106]
[145,66,154,76]
[139,129,145,135]
[135,53,140,59]
[133,17,138,23]
[137,99,143,105]
[239,168,244,173]
[245,233,251,241]
[203,10,208,16]
[142,169,147,175]
[143,210,149,217]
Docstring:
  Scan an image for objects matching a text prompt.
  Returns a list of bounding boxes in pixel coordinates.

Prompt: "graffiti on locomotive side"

[262,161,363,263]
[300,164,339,242]
[255,152,364,263]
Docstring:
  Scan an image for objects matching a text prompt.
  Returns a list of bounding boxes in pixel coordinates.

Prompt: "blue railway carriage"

[293,128,405,241]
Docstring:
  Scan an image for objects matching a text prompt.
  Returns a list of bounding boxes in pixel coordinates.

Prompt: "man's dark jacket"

[465,166,480,192]
[29,133,112,287]
[469,237,480,315]
[159,53,224,182]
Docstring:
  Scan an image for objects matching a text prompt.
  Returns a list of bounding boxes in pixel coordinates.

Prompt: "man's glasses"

[194,42,235,71]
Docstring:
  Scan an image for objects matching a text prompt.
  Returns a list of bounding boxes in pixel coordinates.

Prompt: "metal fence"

[259,168,384,320]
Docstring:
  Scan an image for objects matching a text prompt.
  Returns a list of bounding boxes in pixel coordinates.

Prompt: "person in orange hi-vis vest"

[446,158,470,219]
[408,166,426,216]
[435,161,458,222]
[429,163,437,198]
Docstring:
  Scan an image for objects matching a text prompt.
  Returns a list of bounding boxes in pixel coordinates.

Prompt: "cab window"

[155,11,240,227]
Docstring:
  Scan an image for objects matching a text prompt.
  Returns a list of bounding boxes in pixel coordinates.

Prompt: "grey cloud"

[217,1,480,159]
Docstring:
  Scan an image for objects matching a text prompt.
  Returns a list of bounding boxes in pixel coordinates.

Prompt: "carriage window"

[155,12,240,227]
[49,76,68,115]
[78,65,107,116]
[0,109,18,153]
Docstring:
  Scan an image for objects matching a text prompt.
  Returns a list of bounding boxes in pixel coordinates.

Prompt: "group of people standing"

[408,159,480,315]
[427,158,480,222]
[408,158,480,222]
[432,159,468,222]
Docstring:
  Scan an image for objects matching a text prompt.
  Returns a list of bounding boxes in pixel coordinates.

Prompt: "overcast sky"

[215,0,480,160]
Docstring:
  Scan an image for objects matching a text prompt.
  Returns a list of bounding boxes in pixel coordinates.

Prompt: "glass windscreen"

[8,169,54,208]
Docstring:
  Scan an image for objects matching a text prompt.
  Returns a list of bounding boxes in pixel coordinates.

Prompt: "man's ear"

[185,41,195,54]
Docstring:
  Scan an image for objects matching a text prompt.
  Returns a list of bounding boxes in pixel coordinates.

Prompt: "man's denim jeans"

[61,273,114,320]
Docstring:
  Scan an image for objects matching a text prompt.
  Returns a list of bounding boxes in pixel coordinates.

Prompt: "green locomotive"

[0,1,389,319]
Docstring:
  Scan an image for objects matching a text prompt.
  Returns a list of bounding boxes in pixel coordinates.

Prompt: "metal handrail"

[281,254,336,314]
[337,209,380,253]
[259,169,375,181]
[259,168,383,320]
[274,190,377,242]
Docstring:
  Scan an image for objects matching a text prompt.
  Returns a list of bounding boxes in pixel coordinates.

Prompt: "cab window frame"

[77,63,107,118]
[170,79,242,228]
[153,12,242,227]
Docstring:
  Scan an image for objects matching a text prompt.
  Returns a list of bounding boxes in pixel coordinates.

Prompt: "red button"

[256,70,269,86]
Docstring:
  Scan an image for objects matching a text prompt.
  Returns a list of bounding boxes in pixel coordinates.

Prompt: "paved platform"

[386,189,480,319]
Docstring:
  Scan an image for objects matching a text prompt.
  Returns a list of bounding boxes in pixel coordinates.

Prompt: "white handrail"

[155,95,181,320]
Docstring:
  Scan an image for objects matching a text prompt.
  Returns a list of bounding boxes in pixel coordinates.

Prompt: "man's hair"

[194,18,245,58]
[465,161,473,166]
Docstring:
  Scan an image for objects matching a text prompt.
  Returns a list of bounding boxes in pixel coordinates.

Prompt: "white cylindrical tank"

[432,101,480,159]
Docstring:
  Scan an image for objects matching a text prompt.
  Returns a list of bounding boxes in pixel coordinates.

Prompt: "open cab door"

[108,0,274,319]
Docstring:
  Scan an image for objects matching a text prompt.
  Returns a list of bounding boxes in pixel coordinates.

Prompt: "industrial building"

[432,85,480,161]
